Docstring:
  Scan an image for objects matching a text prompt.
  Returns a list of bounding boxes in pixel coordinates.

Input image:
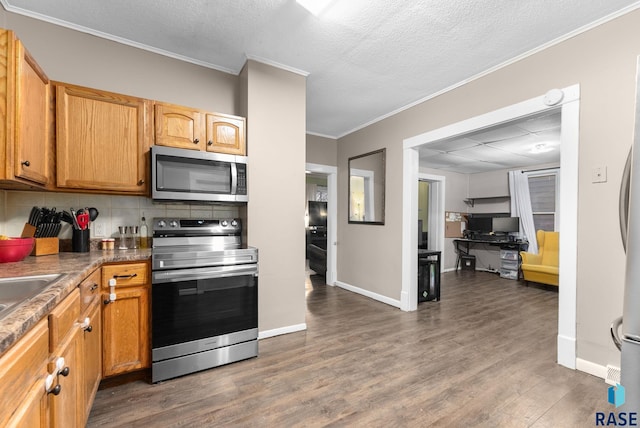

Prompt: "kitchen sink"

[0,273,63,321]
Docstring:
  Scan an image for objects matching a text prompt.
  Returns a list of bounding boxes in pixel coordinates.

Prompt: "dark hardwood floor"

[88,271,606,427]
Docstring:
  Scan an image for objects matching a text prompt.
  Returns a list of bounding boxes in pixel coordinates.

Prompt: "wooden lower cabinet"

[82,300,101,425]
[0,319,50,427]
[102,262,150,377]
[49,324,83,427]
[7,375,49,428]
[48,289,83,427]
[0,260,150,426]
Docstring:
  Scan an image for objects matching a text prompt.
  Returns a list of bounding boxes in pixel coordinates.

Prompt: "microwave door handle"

[230,162,238,194]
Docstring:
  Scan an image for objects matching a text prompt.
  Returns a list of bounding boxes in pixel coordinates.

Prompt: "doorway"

[305,163,337,285]
[402,85,580,369]
[418,175,445,254]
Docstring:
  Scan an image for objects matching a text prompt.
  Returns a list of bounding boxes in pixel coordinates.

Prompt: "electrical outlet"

[93,222,106,237]
[592,166,607,183]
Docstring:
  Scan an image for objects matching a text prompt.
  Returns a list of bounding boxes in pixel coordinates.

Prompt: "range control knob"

[221,220,229,227]
[157,220,167,228]
[231,220,238,227]
[169,220,179,228]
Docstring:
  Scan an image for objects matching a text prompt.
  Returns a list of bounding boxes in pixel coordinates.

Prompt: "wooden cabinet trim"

[79,267,101,314]
[48,288,80,352]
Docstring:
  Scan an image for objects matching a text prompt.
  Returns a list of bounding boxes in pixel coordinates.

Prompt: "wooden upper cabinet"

[154,102,246,155]
[154,102,204,150]
[205,113,246,155]
[0,29,52,188]
[55,83,152,194]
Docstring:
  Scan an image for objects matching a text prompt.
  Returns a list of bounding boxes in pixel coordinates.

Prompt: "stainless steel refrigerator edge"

[615,56,640,413]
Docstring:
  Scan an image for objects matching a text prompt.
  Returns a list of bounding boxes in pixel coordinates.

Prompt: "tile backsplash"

[0,190,240,240]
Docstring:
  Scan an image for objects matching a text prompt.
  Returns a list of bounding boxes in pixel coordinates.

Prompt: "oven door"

[151,263,258,361]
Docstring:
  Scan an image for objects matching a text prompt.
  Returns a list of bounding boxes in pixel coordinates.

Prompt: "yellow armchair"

[520,230,559,286]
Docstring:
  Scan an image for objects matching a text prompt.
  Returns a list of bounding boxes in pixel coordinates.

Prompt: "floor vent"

[606,365,621,385]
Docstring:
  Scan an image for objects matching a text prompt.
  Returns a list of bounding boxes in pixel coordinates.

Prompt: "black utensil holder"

[72,229,90,253]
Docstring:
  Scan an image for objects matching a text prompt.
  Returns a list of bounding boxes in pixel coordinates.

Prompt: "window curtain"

[508,170,538,254]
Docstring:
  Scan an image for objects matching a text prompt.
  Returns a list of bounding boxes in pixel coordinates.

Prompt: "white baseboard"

[576,358,607,380]
[557,334,577,369]
[259,323,306,340]
[335,281,401,308]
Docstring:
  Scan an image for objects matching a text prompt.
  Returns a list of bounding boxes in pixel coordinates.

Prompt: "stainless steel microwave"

[151,146,248,203]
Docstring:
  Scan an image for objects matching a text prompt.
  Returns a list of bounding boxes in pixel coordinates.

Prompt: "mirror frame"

[348,148,386,225]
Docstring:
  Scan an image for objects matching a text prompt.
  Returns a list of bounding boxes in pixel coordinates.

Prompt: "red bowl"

[0,237,35,263]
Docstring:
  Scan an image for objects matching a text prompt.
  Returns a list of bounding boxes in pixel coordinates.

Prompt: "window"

[527,171,559,231]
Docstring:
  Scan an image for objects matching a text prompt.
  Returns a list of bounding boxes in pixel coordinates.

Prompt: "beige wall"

[339,10,640,369]
[241,60,307,333]
[306,134,338,166]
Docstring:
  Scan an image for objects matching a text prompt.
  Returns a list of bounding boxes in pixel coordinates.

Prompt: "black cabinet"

[306,227,327,276]
[418,250,441,302]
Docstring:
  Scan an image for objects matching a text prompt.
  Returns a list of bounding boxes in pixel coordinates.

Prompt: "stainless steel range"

[151,218,258,383]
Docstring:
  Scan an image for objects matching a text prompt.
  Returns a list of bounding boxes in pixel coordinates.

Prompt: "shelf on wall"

[463,196,510,207]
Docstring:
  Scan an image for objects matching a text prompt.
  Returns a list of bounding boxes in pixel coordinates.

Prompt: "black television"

[492,216,520,233]
[308,201,327,227]
[467,217,492,233]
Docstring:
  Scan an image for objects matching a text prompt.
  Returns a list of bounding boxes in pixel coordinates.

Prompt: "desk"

[453,239,528,272]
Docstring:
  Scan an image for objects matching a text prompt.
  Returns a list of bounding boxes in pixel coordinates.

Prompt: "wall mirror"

[348,148,386,225]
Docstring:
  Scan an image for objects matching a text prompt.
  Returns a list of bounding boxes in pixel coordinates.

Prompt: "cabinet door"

[205,113,246,155]
[55,83,151,194]
[154,102,204,150]
[82,301,101,425]
[14,40,50,185]
[49,325,83,428]
[6,378,48,428]
[0,319,49,427]
[102,286,150,377]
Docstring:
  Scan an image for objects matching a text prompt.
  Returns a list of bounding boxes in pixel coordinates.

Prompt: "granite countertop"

[0,249,151,357]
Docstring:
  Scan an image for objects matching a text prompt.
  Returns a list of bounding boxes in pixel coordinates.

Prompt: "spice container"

[118,226,128,250]
[101,238,115,251]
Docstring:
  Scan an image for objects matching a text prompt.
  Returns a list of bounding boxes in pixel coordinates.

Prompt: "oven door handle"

[152,264,258,284]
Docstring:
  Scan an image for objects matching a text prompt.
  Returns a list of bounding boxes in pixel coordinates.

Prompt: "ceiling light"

[296,0,337,16]
[530,143,554,154]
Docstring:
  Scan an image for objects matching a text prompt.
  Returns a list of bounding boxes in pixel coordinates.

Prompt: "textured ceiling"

[418,111,561,174]
[2,0,639,140]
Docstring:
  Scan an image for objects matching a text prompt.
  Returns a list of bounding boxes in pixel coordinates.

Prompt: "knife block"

[20,223,59,256]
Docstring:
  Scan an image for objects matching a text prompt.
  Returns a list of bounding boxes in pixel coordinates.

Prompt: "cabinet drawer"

[501,260,519,270]
[79,267,101,314]
[500,250,519,261]
[102,262,148,288]
[48,289,80,352]
[0,319,49,427]
[499,268,519,280]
